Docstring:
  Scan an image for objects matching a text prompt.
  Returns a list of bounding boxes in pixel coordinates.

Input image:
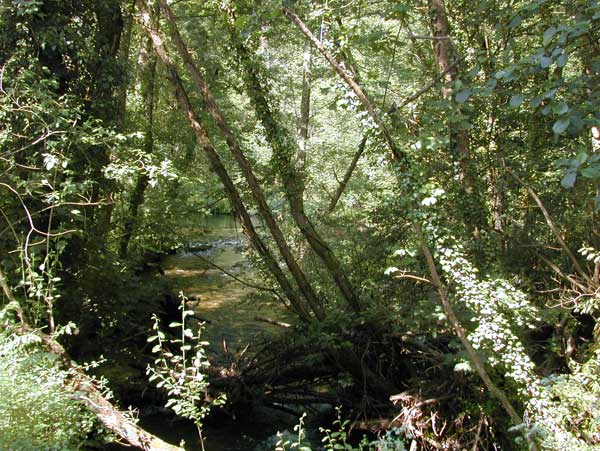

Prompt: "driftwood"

[0,268,183,451]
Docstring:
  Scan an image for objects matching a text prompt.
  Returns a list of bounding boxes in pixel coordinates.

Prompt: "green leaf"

[561,170,577,188]
[540,55,552,68]
[455,89,471,104]
[484,78,497,92]
[543,88,557,99]
[152,344,162,353]
[576,152,589,165]
[553,117,570,134]
[169,322,182,328]
[556,53,568,68]
[543,26,556,45]
[530,96,543,108]
[509,16,522,27]
[554,158,571,167]
[581,165,600,179]
[510,94,524,108]
[552,102,569,115]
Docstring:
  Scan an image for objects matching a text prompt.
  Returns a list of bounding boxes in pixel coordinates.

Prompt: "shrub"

[0,329,100,450]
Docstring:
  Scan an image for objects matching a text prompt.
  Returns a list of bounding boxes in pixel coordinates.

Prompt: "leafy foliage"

[0,322,103,450]
[146,293,226,446]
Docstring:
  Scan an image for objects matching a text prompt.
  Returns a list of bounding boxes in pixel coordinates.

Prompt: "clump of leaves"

[146,292,226,450]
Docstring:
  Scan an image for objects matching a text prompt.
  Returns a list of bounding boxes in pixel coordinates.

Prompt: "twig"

[327,134,369,214]
[538,254,591,294]
[387,56,465,115]
[394,272,433,284]
[406,33,451,40]
[0,267,24,323]
[472,417,483,451]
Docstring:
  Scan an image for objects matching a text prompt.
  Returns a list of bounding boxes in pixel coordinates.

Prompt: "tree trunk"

[115,0,137,124]
[89,0,124,243]
[120,0,160,259]
[297,37,312,176]
[283,7,405,166]
[427,0,487,233]
[158,1,323,319]
[283,9,535,438]
[137,0,310,320]
[62,1,124,270]
[229,25,361,314]
[413,223,538,451]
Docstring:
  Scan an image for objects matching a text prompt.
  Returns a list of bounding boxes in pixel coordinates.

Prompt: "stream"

[137,215,309,451]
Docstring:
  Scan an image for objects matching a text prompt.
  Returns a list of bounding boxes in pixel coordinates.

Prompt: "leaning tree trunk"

[297,37,312,178]
[283,7,405,166]
[228,20,362,314]
[157,1,323,319]
[327,134,368,214]
[137,1,310,320]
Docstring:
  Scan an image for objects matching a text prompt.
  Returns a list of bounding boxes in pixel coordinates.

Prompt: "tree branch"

[512,173,593,285]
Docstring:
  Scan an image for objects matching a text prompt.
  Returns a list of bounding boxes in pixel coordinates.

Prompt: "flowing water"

[161,214,291,360]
